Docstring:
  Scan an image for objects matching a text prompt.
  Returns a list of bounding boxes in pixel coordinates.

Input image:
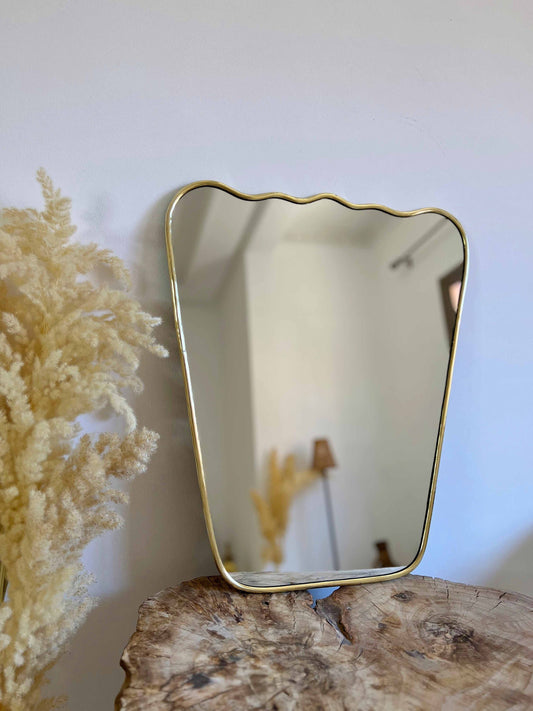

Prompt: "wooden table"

[116,575,533,710]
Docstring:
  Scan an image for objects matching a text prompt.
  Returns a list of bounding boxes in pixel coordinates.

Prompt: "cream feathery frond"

[0,172,167,710]
[251,449,320,568]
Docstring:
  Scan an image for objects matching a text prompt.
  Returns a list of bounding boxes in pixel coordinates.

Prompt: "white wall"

[1,2,532,708]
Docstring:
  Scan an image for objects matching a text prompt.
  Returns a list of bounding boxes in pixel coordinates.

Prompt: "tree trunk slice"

[116,575,533,710]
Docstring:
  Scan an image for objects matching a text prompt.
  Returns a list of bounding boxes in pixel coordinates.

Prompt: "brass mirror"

[165,182,467,592]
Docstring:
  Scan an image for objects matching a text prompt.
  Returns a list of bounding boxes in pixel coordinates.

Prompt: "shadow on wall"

[129,188,216,592]
[483,529,533,598]
[50,589,148,709]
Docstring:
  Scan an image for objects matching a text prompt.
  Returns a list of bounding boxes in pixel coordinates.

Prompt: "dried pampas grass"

[0,171,167,710]
[251,450,319,568]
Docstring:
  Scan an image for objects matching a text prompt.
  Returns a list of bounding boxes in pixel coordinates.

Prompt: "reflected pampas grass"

[0,172,167,710]
[251,450,319,568]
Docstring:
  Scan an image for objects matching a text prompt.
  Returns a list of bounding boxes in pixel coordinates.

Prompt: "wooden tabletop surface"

[116,574,533,710]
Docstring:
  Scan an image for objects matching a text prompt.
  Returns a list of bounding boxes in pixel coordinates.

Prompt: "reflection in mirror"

[167,185,466,589]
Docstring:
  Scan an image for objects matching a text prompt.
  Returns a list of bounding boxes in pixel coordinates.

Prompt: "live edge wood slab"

[116,575,533,710]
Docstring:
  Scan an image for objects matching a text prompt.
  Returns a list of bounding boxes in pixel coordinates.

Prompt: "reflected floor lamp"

[313,438,340,570]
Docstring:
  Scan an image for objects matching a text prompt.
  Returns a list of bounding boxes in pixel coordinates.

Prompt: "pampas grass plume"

[0,172,168,710]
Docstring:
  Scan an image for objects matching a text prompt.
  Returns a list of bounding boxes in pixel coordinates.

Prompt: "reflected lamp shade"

[312,438,336,471]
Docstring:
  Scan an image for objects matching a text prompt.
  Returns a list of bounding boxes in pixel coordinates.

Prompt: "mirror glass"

[167,185,466,589]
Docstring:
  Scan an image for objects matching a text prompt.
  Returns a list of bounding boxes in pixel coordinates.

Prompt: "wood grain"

[116,575,533,710]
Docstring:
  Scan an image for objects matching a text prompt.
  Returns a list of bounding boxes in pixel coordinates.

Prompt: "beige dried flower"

[0,171,168,710]
[251,450,320,568]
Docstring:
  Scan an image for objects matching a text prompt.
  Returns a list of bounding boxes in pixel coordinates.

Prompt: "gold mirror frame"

[165,181,469,593]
